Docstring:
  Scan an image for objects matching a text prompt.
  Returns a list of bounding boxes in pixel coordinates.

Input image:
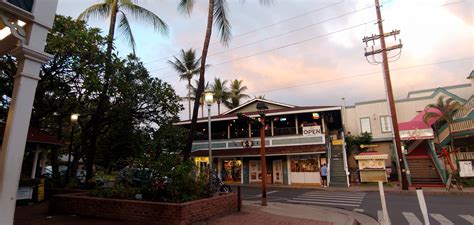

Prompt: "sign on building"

[459,161,474,177]
[302,126,323,136]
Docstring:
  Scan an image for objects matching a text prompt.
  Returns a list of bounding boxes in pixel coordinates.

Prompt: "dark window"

[7,0,34,12]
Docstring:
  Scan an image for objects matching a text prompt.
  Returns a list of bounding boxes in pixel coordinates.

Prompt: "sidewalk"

[193,201,378,225]
[231,183,474,195]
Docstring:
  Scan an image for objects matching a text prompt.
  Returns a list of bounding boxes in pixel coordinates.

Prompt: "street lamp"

[256,102,268,206]
[66,113,79,180]
[204,91,214,191]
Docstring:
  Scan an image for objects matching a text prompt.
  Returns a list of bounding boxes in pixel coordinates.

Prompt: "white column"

[287,155,292,185]
[270,120,274,136]
[40,150,48,175]
[217,158,222,179]
[30,146,41,179]
[0,4,56,222]
[295,117,299,134]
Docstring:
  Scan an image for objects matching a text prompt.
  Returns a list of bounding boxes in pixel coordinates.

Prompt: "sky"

[55,0,474,120]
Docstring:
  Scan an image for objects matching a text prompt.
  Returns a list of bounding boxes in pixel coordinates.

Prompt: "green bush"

[91,155,209,203]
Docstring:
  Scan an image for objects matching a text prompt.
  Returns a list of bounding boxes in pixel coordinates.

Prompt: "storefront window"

[290,155,320,172]
[221,160,241,182]
[249,160,261,182]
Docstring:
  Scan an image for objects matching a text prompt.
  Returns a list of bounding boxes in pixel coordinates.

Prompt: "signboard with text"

[302,126,323,136]
[459,161,474,177]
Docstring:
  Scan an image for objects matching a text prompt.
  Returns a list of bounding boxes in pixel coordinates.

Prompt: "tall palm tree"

[79,0,168,57]
[225,79,249,109]
[189,80,209,118]
[168,49,201,119]
[77,0,172,181]
[211,78,229,115]
[423,96,463,152]
[179,0,271,160]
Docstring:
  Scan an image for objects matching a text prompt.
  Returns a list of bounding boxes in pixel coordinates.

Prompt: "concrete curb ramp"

[244,201,379,225]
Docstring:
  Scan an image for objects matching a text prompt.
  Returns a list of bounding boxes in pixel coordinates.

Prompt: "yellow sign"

[332,139,343,145]
[37,179,45,202]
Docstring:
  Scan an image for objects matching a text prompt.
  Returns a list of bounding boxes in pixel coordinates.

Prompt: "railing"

[456,152,474,160]
[437,120,474,145]
[453,97,473,119]
[341,131,350,187]
[428,140,447,184]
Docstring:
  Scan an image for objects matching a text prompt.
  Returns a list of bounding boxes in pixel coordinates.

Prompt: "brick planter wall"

[50,192,238,225]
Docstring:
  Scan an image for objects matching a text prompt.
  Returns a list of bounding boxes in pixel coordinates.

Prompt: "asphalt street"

[238,186,474,225]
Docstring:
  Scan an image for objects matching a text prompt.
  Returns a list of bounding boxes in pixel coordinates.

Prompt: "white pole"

[31,147,40,179]
[378,181,391,225]
[416,188,430,225]
[208,105,212,191]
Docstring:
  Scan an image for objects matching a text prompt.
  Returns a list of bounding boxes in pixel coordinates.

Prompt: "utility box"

[355,151,388,182]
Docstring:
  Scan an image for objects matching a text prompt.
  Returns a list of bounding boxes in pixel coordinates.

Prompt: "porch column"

[227,123,231,139]
[270,120,274,136]
[30,146,41,179]
[248,123,251,138]
[287,155,292,185]
[40,150,48,175]
[295,116,299,134]
[0,2,57,223]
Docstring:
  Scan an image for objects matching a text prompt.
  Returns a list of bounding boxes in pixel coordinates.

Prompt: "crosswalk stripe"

[295,196,363,201]
[287,199,360,207]
[292,197,361,204]
[430,214,454,225]
[302,192,365,197]
[256,190,278,197]
[402,212,422,225]
[300,194,365,199]
[460,215,474,224]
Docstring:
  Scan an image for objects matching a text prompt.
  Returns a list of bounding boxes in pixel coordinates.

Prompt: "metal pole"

[378,181,391,225]
[260,117,267,206]
[208,105,212,191]
[374,0,408,190]
[66,124,75,180]
[416,187,430,225]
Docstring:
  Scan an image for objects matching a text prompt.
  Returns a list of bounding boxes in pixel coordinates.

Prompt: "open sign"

[302,126,323,136]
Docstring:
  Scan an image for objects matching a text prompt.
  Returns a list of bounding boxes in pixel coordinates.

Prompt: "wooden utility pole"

[363,0,408,190]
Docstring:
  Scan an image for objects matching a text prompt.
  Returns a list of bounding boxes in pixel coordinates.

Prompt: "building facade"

[176,99,344,186]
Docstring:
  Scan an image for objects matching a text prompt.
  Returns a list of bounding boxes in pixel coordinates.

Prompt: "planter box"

[50,192,238,225]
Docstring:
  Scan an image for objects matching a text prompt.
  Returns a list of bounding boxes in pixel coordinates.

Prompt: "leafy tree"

[168,48,201,119]
[211,77,229,114]
[225,79,249,109]
[423,96,463,151]
[345,132,373,155]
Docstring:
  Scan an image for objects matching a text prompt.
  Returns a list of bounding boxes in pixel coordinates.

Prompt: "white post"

[378,181,391,225]
[416,188,430,225]
[30,146,41,179]
[0,2,57,224]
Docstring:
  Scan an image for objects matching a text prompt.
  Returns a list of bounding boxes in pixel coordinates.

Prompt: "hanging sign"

[312,113,320,119]
[302,126,323,136]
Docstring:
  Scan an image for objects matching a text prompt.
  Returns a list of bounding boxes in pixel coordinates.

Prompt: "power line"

[143,1,345,65]
[148,5,374,74]
[247,57,474,95]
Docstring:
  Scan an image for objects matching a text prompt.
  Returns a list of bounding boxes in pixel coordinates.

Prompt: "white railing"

[437,119,473,144]
[341,131,350,187]
[456,152,474,160]
[453,97,473,119]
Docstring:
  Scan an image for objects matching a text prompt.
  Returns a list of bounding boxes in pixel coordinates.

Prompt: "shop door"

[273,160,283,184]
[249,160,261,183]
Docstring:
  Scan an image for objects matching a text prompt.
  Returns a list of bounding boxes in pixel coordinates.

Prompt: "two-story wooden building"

[175,99,344,186]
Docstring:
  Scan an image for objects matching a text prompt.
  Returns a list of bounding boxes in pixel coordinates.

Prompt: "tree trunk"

[217,100,221,115]
[183,0,215,161]
[201,103,204,118]
[188,79,191,119]
[448,120,455,152]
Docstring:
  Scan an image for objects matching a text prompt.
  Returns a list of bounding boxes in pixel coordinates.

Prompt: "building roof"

[222,98,296,115]
[175,104,339,125]
[468,70,474,79]
[0,126,64,146]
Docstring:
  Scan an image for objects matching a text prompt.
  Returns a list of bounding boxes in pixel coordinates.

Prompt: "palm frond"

[121,2,169,35]
[78,3,111,21]
[213,0,232,46]
[118,11,136,54]
[178,0,195,15]
[423,111,440,125]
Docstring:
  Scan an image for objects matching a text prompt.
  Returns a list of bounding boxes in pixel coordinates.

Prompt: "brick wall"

[50,192,238,225]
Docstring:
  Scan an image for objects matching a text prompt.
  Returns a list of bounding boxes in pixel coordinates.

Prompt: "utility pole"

[363,0,408,190]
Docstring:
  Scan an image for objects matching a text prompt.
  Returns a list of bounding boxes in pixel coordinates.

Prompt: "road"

[238,186,474,225]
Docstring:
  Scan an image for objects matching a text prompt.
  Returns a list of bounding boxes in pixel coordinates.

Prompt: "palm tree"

[423,96,463,152]
[211,78,229,115]
[179,0,271,160]
[79,0,168,57]
[225,79,250,109]
[189,80,210,118]
[168,49,201,119]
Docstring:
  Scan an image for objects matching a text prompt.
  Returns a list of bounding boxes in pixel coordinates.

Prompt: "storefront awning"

[191,144,326,157]
[399,108,440,140]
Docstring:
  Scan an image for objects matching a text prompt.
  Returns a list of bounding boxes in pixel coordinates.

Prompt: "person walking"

[320,163,328,187]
